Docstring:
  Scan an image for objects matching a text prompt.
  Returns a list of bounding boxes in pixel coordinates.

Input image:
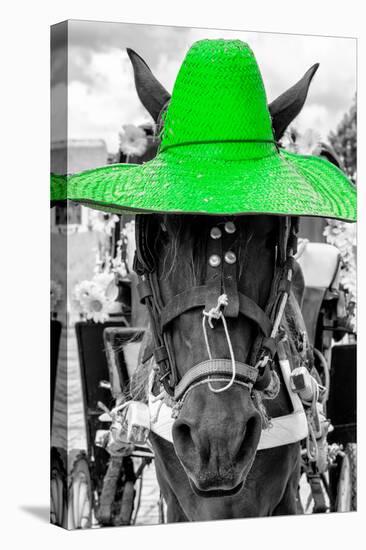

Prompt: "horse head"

[129,48,317,496]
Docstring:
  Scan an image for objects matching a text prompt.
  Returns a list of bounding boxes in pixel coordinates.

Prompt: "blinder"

[133,215,158,275]
[134,213,298,400]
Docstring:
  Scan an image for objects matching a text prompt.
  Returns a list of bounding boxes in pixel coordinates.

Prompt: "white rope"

[202,294,237,393]
[306,420,319,462]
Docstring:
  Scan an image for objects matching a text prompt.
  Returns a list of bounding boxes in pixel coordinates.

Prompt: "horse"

[126,47,318,522]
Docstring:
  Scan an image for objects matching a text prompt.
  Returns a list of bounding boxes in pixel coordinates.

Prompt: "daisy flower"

[119,124,148,157]
[93,272,119,301]
[282,127,321,155]
[73,281,110,323]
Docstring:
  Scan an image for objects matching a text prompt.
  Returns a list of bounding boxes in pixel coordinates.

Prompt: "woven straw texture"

[51,39,356,221]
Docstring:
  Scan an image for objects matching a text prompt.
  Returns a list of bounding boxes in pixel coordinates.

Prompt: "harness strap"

[174,359,258,400]
[205,228,223,311]
[153,345,169,364]
[137,279,153,302]
[307,473,328,513]
[158,287,272,336]
[278,216,290,266]
[261,336,278,357]
[134,215,156,274]
[238,294,273,336]
[222,229,239,317]
[249,223,294,367]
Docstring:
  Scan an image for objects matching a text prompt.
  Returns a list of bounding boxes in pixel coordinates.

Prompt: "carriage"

[50,314,168,528]
[296,241,356,512]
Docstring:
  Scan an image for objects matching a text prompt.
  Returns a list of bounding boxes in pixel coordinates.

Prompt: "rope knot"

[203,293,228,328]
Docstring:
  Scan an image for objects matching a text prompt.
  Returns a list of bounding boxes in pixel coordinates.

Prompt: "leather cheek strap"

[137,279,153,303]
[136,274,176,395]
[222,230,240,317]
[204,229,222,311]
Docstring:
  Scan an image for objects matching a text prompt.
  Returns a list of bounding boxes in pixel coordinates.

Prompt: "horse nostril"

[237,414,261,461]
[173,421,193,448]
[173,419,204,462]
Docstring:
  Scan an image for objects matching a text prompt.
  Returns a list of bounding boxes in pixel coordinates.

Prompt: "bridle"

[134,214,298,404]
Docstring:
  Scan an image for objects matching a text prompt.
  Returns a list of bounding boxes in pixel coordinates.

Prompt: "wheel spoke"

[69,458,92,529]
[337,455,351,512]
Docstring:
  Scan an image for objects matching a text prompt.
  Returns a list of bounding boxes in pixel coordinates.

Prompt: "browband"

[138,282,273,337]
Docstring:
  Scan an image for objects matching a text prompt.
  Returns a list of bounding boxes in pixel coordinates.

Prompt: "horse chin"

[189,478,244,498]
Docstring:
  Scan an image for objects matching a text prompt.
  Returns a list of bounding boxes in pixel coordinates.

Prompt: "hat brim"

[51,149,356,221]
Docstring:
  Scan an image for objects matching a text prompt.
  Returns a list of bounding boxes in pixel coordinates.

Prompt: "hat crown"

[161,40,274,151]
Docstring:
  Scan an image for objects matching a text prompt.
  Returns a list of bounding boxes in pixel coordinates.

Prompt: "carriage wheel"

[50,449,67,527]
[158,492,166,523]
[336,443,357,512]
[68,454,93,529]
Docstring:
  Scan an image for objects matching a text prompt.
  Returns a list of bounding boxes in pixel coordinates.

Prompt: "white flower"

[83,292,109,323]
[296,129,322,155]
[104,215,119,236]
[111,255,128,278]
[73,280,96,305]
[119,124,148,157]
[88,211,119,235]
[73,272,119,323]
[282,128,321,155]
[94,272,119,301]
[93,272,114,290]
[50,280,62,311]
[73,280,110,323]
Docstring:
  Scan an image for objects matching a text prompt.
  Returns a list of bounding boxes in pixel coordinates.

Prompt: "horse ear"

[269,64,319,141]
[126,48,171,122]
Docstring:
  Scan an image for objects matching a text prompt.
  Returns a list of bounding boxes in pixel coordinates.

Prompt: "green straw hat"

[52,39,356,221]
